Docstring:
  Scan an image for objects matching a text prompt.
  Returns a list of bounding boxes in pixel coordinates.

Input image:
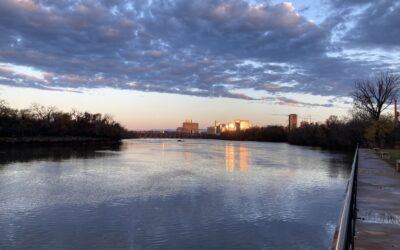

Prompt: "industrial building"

[288,114,298,130]
[232,120,251,131]
[177,119,199,134]
[207,126,217,135]
[207,120,251,135]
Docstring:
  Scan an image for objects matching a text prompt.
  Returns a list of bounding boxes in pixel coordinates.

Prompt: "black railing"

[331,145,359,250]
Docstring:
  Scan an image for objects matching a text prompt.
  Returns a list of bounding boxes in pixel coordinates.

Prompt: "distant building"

[226,122,237,132]
[288,114,298,130]
[177,119,199,134]
[207,126,217,135]
[206,121,224,135]
[207,120,251,135]
[234,120,251,131]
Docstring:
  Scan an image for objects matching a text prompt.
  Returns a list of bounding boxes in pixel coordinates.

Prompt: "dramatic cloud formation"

[0,0,398,103]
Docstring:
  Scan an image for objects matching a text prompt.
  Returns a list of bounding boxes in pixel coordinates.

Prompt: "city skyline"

[0,0,398,129]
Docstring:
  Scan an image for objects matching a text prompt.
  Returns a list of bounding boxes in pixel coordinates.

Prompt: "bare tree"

[30,103,57,121]
[351,72,400,121]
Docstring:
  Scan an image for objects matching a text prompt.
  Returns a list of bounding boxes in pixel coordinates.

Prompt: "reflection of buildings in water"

[183,144,192,164]
[225,144,235,172]
[239,145,249,172]
[225,144,249,172]
[184,151,192,163]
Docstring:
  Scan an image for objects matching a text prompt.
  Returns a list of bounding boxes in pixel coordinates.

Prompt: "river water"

[0,139,351,249]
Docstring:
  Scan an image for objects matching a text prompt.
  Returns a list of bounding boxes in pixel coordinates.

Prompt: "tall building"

[177,119,199,134]
[288,114,298,130]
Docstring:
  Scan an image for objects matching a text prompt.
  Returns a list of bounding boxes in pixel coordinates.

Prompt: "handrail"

[331,145,359,250]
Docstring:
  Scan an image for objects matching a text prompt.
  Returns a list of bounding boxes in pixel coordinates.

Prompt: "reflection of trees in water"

[260,145,353,179]
[325,153,353,179]
[0,142,122,165]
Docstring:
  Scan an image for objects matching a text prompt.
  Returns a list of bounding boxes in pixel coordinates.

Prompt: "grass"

[377,149,400,169]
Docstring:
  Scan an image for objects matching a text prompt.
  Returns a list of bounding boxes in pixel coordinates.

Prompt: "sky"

[0,0,399,130]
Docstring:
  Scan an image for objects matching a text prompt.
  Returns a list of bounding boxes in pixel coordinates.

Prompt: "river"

[0,139,351,249]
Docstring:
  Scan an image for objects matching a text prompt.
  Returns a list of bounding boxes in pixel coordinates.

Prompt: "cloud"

[0,0,396,104]
[328,0,374,8]
[344,1,400,48]
[262,96,334,108]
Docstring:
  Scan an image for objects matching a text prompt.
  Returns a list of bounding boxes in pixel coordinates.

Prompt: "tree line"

[0,101,130,139]
[219,119,366,151]
[221,72,400,151]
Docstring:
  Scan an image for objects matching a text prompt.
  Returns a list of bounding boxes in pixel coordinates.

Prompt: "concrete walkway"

[355,149,400,249]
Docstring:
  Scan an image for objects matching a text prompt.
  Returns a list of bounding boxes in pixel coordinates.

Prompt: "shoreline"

[0,136,352,152]
[0,136,122,144]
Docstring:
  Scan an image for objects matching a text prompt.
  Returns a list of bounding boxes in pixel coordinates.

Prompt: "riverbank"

[355,149,400,249]
[0,136,121,144]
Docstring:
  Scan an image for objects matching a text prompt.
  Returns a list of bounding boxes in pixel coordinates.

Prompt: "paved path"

[355,149,400,249]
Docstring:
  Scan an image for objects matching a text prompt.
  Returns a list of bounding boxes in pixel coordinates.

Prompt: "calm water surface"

[0,139,351,249]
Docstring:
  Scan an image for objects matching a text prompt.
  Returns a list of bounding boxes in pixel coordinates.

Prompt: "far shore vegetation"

[0,101,136,141]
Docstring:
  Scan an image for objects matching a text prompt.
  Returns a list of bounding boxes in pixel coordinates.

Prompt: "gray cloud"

[328,0,373,8]
[344,1,400,48]
[0,0,396,103]
[262,96,334,108]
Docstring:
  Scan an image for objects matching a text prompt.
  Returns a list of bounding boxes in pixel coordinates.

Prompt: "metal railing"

[331,145,359,250]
